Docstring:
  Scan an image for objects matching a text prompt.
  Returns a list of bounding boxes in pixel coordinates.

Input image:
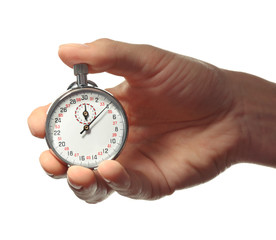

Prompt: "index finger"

[27,104,50,138]
[58,38,174,84]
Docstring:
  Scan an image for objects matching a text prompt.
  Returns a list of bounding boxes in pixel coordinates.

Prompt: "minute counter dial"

[75,103,96,125]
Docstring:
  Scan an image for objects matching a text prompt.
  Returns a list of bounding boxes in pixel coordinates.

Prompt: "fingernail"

[59,43,89,49]
[46,172,54,177]
[44,170,55,178]
[67,179,83,190]
[102,176,111,183]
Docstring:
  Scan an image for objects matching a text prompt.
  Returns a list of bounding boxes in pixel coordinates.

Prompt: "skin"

[28,39,276,203]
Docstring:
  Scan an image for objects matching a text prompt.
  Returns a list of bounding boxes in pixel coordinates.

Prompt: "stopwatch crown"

[74,63,89,76]
[74,63,89,87]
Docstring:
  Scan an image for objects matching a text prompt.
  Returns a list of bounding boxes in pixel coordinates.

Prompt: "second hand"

[80,102,112,134]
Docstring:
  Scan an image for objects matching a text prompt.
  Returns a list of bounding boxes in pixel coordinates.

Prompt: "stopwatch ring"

[67,80,98,90]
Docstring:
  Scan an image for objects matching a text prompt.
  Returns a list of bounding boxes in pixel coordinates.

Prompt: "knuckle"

[92,38,115,46]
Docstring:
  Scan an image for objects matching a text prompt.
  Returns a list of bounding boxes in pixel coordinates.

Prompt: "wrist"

[226,70,276,166]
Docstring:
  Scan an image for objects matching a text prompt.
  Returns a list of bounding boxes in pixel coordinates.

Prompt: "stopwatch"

[45,64,128,169]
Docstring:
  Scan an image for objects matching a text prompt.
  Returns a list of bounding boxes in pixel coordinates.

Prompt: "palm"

[109,55,239,198]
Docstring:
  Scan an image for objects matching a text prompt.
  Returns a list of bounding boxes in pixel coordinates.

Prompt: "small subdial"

[75,103,96,124]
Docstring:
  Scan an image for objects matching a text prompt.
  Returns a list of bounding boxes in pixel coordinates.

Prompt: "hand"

[28,39,276,203]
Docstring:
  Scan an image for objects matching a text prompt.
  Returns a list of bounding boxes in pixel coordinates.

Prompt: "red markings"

[107,144,111,148]
[86,156,91,160]
[58,113,63,117]
[58,137,62,141]
[90,97,94,101]
[100,102,105,106]
[108,110,112,114]
[66,104,70,108]
[113,121,117,125]
[76,98,81,102]
[98,152,103,156]
[55,125,60,129]
[112,133,117,137]
[64,147,69,151]
[74,153,79,157]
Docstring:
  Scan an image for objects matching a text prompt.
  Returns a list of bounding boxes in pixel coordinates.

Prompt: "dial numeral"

[54,130,60,135]
[81,95,88,100]
[60,107,67,113]
[70,99,76,104]
[58,141,66,147]
[55,118,61,123]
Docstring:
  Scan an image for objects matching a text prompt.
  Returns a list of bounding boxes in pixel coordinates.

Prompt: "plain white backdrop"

[0,0,275,239]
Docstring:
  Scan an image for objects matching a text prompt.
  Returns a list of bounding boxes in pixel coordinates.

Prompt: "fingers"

[58,38,173,82]
[97,160,154,200]
[39,154,154,202]
[39,150,67,178]
[67,166,113,204]
[28,104,50,138]
[64,160,154,203]
[39,150,113,203]
[66,160,154,203]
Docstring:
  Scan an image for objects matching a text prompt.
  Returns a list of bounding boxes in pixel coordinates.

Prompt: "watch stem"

[74,63,89,87]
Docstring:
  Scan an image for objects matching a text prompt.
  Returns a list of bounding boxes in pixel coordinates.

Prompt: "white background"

[0,0,275,239]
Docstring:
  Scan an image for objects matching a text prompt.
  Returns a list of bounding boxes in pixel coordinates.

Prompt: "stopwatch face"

[45,87,128,169]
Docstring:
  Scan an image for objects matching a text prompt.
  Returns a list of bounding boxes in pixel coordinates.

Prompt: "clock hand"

[83,104,89,121]
[80,102,112,134]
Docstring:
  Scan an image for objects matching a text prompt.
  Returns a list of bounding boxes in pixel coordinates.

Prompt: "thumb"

[58,38,174,83]
[97,160,154,200]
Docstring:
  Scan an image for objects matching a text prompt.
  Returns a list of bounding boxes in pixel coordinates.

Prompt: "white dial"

[45,87,128,169]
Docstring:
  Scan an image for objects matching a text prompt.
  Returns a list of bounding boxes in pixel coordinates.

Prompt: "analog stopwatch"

[45,64,128,169]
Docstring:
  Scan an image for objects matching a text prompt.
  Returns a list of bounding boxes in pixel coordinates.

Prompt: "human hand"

[28,39,276,203]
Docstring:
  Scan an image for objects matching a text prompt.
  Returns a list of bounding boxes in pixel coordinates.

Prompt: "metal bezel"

[45,86,128,169]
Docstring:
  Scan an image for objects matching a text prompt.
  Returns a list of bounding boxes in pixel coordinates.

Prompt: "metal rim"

[45,87,128,169]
